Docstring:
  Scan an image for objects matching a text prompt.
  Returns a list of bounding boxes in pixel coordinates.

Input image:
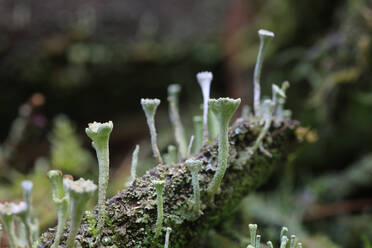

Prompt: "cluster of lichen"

[1,28,300,248]
[247,224,302,248]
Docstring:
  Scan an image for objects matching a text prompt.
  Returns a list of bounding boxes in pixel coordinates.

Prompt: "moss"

[38,118,299,248]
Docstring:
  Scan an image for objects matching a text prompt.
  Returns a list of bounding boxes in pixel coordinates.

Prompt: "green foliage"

[49,115,93,175]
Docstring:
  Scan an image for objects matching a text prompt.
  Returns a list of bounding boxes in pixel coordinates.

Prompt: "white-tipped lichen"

[0,202,27,248]
[152,180,165,238]
[197,71,213,146]
[168,85,187,158]
[290,235,296,248]
[21,180,37,246]
[85,120,113,237]
[64,178,97,248]
[253,29,275,117]
[129,145,140,185]
[207,97,241,198]
[185,159,202,219]
[141,98,163,164]
[280,235,289,248]
[164,227,172,248]
[266,241,274,248]
[47,170,69,248]
[249,224,258,247]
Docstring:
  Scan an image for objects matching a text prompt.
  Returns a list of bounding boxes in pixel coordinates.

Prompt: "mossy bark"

[38,118,299,248]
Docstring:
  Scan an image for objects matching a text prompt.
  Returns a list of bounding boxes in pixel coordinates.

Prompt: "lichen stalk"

[197,71,213,146]
[85,121,113,238]
[1,213,17,248]
[192,116,203,154]
[186,135,194,158]
[21,180,36,245]
[152,180,165,238]
[15,202,32,248]
[185,159,202,219]
[207,98,241,198]
[290,235,296,248]
[129,145,140,185]
[141,98,163,164]
[164,227,172,248]
[168,85,187,158]
[47,170,69,248]
[253,29,275,117]
[64,178,97,248]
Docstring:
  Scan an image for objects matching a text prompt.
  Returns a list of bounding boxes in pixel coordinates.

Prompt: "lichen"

[38,118,298,248]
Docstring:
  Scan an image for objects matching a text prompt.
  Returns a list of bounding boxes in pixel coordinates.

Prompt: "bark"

[38,118,299,248]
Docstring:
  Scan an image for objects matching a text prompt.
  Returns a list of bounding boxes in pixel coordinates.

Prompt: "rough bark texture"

[38,118,299,248]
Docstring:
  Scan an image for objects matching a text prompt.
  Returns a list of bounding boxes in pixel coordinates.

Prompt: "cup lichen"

[85,120,113,237]
[207,97,241,198]
[141,98,163,164]
[64,178,97,248]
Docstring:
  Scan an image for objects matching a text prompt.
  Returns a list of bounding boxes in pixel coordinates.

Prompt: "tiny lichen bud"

[21,181,33,209]
[255,235,261,248]
[249,224,258,247]
[64,178,97,248]
[267,241,274,248]
[253,29,275,117]
[207,98,241,198]
[164,227,172,248]
[197,71,213,146]
[85,120,113,237]
[297,242,303,248]
[192,116,203,154]
[129,145,140,185]
[152,180,165,238]
[47,170,69,248]
[168,84,187,158]
[290,235,296,248]
[141,98,163,164]
[185,159,202,219]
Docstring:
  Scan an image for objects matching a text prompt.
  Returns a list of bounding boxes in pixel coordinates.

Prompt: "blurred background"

[0,0,372,247]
